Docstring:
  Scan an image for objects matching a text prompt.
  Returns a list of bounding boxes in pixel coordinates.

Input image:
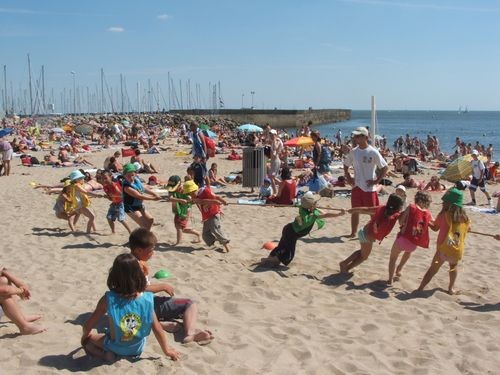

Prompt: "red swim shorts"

[351,186,379,208]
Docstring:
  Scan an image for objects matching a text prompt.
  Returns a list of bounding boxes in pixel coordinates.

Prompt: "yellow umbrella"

[284,136,314,148]
[441,154,487,182]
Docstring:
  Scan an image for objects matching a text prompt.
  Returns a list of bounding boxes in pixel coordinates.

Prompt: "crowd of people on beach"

[1,112,500,364]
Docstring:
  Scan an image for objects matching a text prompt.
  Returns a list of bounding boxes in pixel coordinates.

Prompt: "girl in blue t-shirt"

[81,253,180,362]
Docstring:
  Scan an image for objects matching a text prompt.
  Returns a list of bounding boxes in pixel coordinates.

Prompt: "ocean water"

[316,110,500,157]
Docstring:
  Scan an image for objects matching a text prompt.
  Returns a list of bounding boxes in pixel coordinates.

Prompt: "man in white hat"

[468,149,491,206]
[343,126,388,237]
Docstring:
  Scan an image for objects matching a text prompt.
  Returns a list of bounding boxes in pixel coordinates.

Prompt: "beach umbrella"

[50,127,65,133]
[199,123,210,130]
[202,129,217,139]
[441,153,488,182]
[284,136,314,148]
[74,124,93,136]
[0,128,14,138]
[238,123,263,133]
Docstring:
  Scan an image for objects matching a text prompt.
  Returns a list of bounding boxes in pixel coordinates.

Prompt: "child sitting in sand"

[81,253,180,361]
[259,177,273,200]
[208,163,227,187]
[165,175,201,245]
[417,188,470,295]
[0,267,46,335]
[100,171,132,234]
[340,194,404,274]
[387,191,434,284]
[129,229,214,344]
[258,192,345,267]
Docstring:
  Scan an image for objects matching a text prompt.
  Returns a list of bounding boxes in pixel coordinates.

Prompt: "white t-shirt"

[471,159,485,179]
[344,145,388,192]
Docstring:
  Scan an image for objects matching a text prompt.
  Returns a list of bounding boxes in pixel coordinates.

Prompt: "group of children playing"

[53,164,232,252]
[260,184,472,296]
[16,158,483,363]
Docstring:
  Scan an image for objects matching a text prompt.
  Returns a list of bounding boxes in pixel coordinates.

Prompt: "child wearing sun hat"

[258,191,345,267]
[184,180,230,252]
[417,187,471,295]
[166,175,201,245]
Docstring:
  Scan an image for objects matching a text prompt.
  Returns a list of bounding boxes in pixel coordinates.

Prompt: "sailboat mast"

[3,65,7,115]
[27,54,34,115]
[100,68,105,113]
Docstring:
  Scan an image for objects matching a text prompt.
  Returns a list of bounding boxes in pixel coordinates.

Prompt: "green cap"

[123,163,137,174]
[442,187,463,207]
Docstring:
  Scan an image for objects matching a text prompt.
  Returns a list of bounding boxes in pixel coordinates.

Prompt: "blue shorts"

[107,202,126,222]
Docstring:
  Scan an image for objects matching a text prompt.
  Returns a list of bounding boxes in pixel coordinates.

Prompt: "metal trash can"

[242,147,265,188]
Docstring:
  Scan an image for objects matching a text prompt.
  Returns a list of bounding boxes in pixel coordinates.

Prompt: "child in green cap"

[417,188,471,295]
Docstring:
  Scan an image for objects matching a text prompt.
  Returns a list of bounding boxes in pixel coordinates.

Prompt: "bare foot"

[386,279,393,285]
[183,330,214,345]
[20,323,47,335]
[448,289,461,295]
[160,321,182,333]
[191,237,201,244]
[345,233,356,238]
[223,244,230,253]
[25,314,42,322]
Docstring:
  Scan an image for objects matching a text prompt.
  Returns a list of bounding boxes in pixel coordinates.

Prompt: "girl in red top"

[387,191,433,285]
[340,194,404,274]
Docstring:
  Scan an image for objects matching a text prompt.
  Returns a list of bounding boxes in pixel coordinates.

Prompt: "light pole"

[70,71,76,114]
[250,91,255,109]
[241,93,245,109]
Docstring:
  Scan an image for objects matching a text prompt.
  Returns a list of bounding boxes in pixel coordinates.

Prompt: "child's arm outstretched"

[347,206,378,216]
[152,313,180,360]
[319,209,346,219]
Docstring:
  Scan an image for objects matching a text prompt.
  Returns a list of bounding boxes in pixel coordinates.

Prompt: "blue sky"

[1,0,500,112]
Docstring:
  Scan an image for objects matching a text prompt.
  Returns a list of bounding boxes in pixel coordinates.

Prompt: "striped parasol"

[441,154,487,182]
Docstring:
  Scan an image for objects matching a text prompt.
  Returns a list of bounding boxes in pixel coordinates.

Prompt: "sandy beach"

[1,140,500,375]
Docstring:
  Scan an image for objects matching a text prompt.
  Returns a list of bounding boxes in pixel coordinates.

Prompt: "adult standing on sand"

[343,126,388,237]
[0,137,13,176]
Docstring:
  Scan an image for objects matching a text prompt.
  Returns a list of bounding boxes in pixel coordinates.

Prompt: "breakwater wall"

[170,109,351,129]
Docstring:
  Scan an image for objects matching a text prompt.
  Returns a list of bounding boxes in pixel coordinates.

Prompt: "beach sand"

[1,144,500,375]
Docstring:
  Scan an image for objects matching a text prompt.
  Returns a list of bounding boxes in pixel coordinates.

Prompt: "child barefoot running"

[81,253,180,361]
[417,188,470,295]
[259,191,345,267]
[387,191,433,284]
[166,175,201,245]
[340,194,404,274]
[100,171,132,234]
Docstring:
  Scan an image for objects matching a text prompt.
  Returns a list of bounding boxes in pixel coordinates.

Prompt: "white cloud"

[157,14,172,21]
[108,27,124,33]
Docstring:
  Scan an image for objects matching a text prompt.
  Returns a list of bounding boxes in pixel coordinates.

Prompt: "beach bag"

[205,137,216,158]
[21,155,32,166]
[121,148,135,157]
